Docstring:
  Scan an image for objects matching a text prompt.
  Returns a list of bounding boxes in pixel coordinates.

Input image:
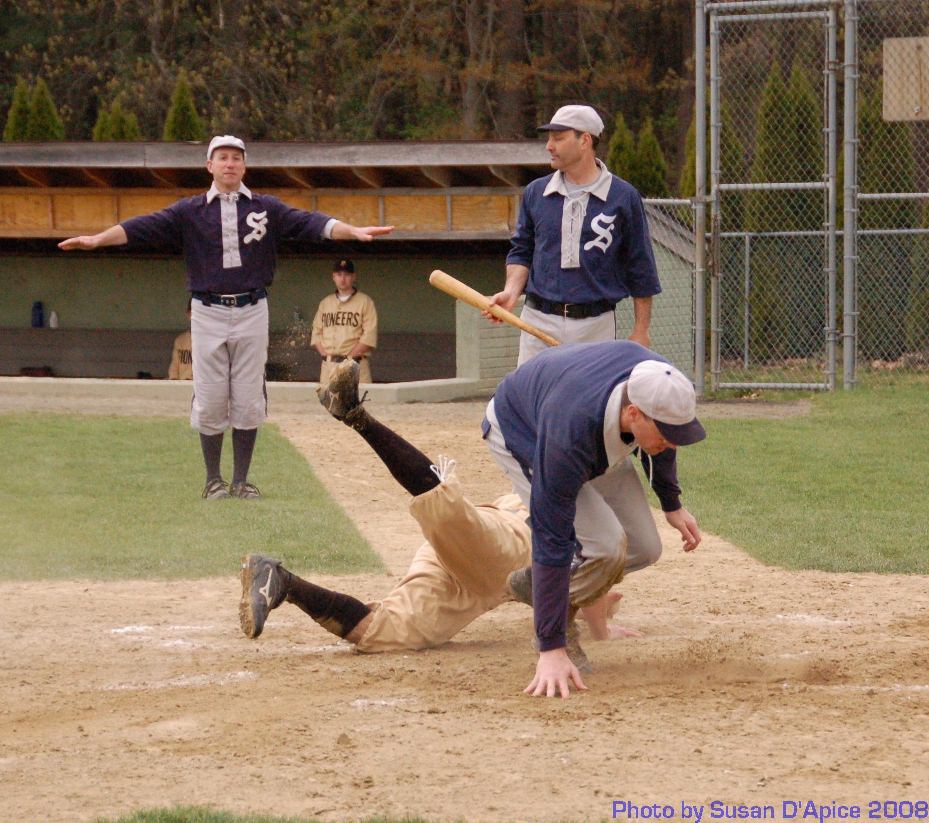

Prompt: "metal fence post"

[694,0,708,395]
[709,9,721,393]
[825,3,838,391]
[843,0,858,389]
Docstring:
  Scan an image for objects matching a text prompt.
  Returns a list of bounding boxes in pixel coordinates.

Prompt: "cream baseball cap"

[207,135,246,160]
[537,105,605,137]
[627,360,706,446]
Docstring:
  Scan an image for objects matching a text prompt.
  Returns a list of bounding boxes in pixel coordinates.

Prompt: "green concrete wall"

[1,247,694,376]
[0,253,504,334]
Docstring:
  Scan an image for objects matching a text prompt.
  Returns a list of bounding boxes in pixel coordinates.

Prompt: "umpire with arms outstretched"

[60,135,394,500]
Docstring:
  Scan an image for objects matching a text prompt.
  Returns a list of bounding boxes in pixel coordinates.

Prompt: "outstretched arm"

[329,222,395,242]
[58,224,128,250]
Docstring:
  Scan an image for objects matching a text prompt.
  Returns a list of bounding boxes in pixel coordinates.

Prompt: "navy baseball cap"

[627,360,706,446]
[333,258,355,273]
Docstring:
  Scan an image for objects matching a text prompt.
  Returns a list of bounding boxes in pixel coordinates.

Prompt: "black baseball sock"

[284,573,371,639]
[344,409,440,497]
[232,428,257,484]
[200,432,224,481]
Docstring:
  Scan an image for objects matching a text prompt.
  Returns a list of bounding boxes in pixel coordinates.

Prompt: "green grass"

[679,380,929,573]
[90,813,592,823]
[0,413,384,580]
[93,811,438,823]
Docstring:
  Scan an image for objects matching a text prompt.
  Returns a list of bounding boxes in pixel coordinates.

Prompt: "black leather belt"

[525,293,614,319]
[192,288,267,308]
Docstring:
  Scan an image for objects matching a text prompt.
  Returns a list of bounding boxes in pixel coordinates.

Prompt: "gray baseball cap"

[537,105,605,137]
[207,135,246,160]
[627,359,706,446]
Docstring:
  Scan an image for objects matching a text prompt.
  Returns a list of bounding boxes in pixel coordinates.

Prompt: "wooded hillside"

[0,1,693,175]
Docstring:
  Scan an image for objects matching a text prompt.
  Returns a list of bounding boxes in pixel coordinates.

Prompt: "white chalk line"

[774,613,855,627]
[351,697,417,708]
[102,670,258,692]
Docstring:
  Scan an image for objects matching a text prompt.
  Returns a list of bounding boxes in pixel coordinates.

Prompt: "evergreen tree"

[605,112,636,180]
[746,63,792,233]
[678,115,698,200]
[744,62,791,363]
[784,63,821,231]
[92,102,110,141]
[679,103,745,225]
[163,71,205,141]
[631,118,669,198]
[93,98,143,141]
[3,77,31,142]
[679,102,747,362]
[781,62,825,360]
[743,61,823,362]
[26,78,65,140]
[857,82,916,361]
[109,99,142,140]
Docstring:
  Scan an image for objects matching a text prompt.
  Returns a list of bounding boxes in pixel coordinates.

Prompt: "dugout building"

[0,141,694,400]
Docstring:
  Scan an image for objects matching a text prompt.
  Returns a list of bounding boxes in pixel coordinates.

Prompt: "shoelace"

[429,455,457,484]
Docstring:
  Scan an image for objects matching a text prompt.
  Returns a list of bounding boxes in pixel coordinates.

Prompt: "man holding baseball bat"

[486,104,660,365]
[483,340,706,698]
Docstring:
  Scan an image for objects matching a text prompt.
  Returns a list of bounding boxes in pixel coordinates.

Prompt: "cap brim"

[537,123,573,132]
[655,418,706,447]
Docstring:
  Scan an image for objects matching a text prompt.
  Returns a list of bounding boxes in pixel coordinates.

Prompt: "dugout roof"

[0,140,550,246]
[0,140,550,190]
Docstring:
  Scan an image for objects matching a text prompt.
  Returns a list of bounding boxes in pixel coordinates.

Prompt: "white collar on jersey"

[543,158,612,202]
[602,379,635,468]
[206,182,253,203]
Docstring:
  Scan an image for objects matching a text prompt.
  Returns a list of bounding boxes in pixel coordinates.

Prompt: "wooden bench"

[0,328,455,383]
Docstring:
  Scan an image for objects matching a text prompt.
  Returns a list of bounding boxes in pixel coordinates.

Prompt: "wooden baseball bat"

[428,269,561,348]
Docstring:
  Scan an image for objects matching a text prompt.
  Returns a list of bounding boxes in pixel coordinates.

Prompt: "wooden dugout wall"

[0,187,520,240]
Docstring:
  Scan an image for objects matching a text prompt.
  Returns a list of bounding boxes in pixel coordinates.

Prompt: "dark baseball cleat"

[239,554,288,639]
[230,481,261,499]
[202,478,230,499]
[506,565,533,606]
[317,358,366,420]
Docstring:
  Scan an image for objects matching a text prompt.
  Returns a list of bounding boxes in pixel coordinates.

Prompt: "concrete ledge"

[0,376,487,405]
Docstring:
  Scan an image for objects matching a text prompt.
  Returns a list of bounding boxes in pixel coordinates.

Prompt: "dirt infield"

[2,390,928,823]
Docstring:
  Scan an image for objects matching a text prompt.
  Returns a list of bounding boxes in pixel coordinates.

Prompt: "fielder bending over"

[484,340,707,698]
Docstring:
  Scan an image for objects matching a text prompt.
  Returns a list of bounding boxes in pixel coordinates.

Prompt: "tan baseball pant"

[354,476,531,653]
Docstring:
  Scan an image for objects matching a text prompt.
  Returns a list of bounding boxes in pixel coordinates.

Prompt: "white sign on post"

[883,36,929,122]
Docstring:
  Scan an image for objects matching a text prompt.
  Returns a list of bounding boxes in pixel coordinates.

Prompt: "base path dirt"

[1,389,927,823]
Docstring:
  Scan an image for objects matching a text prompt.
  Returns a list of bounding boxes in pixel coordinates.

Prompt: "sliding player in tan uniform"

[311,258,378,385]
[239,359,633,660]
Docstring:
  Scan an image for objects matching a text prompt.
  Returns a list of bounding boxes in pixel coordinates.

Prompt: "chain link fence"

[620,199,697,377]
[855,0,929,383]
[696,0,929,393]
